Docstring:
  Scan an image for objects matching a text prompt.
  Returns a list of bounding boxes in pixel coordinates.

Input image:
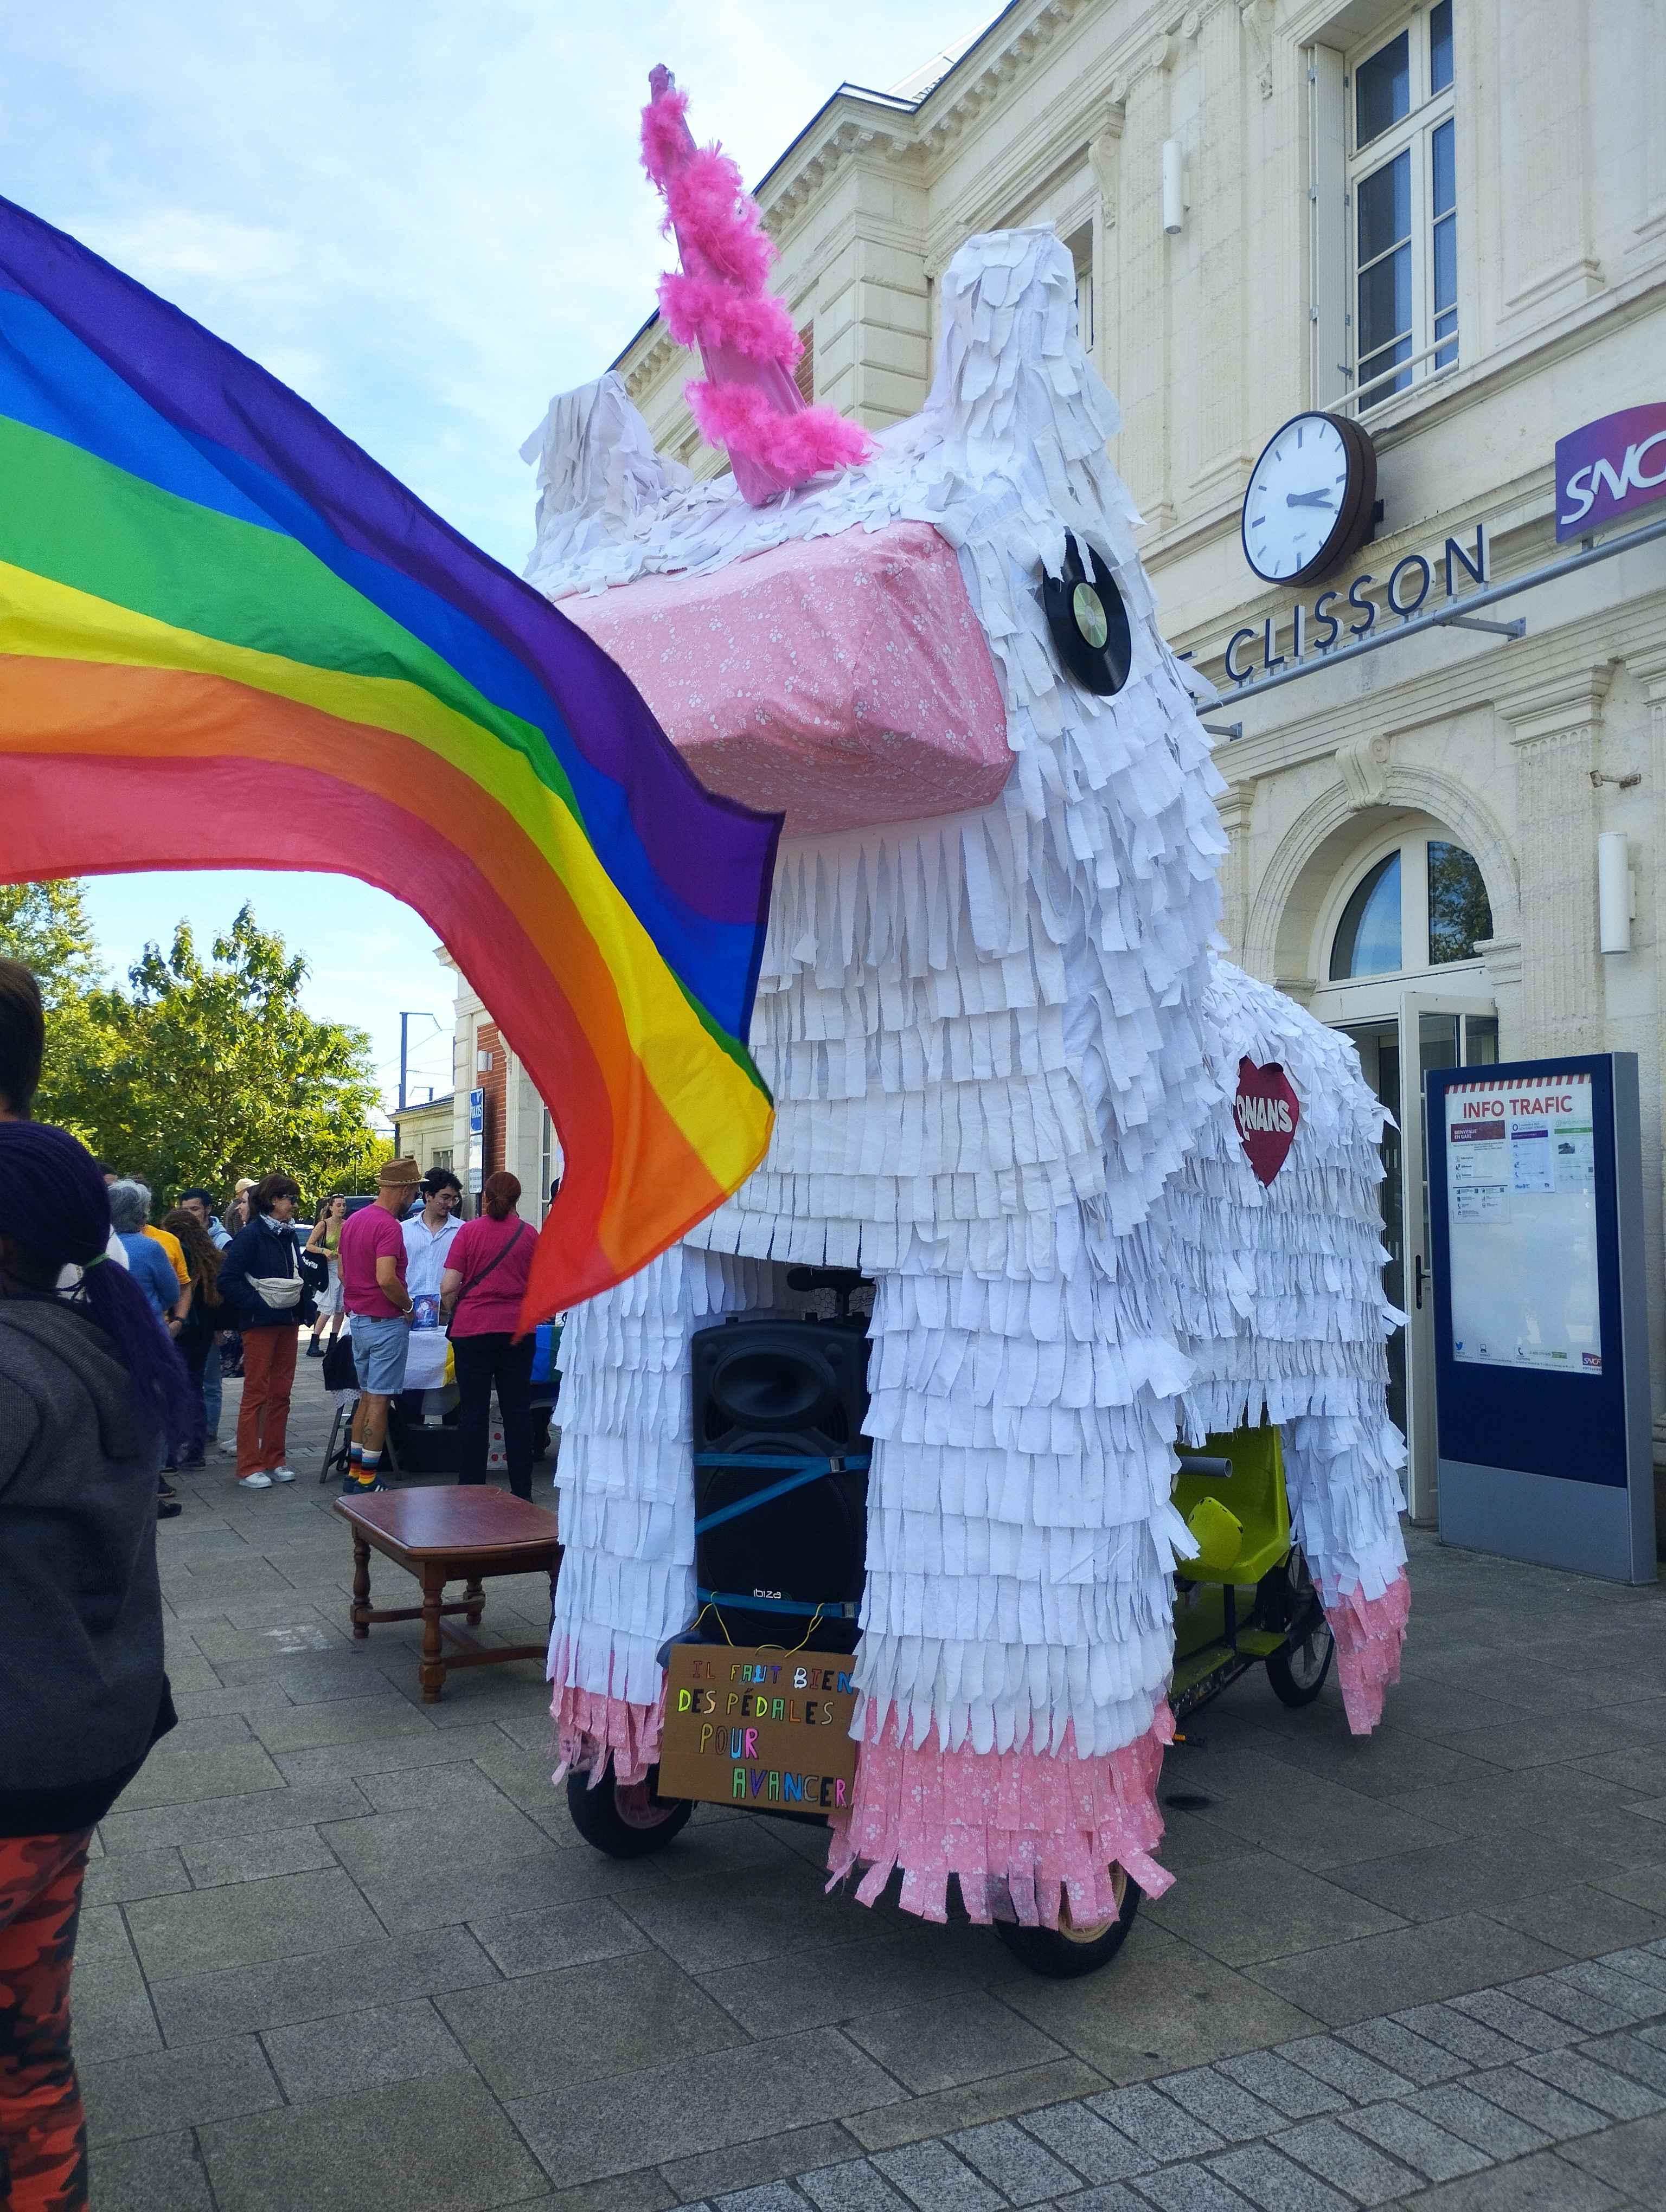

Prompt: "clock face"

[1241,412,1374,585]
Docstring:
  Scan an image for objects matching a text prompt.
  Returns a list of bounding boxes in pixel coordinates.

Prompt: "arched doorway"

[1302,815,1504,1517]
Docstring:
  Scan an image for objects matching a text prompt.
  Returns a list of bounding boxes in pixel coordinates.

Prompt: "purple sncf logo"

[1555,404,1666,541]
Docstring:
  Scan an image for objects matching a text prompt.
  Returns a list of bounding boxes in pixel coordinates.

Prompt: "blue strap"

[692,1453,869,1536]
[696,1587,859,1618]
[693,1451,870,1470]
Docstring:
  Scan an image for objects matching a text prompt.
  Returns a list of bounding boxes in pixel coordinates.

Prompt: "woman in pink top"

[439,1172,537,1499]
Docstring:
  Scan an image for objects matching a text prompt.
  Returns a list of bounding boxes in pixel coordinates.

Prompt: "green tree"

[0,880,101,1005]
[8,890,385,1204]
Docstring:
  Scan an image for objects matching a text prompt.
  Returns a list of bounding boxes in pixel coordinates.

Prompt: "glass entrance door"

[1340,998,1497,1521]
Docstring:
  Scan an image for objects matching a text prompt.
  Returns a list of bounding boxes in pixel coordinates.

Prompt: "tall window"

[1348,2,1456,412]
[1329,832,1491,980]
[1067,222,1094,355]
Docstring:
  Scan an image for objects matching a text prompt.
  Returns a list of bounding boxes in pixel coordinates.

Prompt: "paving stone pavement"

[82,1374,1666,2210]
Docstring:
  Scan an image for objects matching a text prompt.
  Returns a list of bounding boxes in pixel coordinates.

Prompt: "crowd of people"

[0,950,553,1517]
[78,1161,544,1501]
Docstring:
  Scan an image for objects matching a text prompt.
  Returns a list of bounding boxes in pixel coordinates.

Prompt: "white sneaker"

[268,1466,298,1483]
[236,1471,273,1490]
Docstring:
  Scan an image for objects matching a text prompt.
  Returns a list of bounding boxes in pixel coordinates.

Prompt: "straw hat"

[233,1176,257,1195]
[377,1156,422,1189]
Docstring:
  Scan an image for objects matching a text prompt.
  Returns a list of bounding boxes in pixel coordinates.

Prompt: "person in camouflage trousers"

[0,1835,93,2208]
[0,1121,194,2209]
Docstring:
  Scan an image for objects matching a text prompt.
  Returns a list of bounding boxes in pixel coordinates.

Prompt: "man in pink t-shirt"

[336,1157,420,1491]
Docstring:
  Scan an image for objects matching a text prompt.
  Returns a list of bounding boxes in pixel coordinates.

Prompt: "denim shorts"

[349,1312,412,1397]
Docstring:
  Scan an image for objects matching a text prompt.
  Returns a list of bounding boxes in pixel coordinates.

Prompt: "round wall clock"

[1240,411,1377,586]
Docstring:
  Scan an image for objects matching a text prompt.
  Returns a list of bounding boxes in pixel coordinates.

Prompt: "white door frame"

[1397,991,1495,1524]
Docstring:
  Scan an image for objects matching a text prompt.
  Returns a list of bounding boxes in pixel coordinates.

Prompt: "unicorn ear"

[639,69,873,506]
[521,372,687,595]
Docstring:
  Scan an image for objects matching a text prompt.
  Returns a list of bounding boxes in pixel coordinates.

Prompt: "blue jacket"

[116,1232,182,1323]
[217,1215,323,1331]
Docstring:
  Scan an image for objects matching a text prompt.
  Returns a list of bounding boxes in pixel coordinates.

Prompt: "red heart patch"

[1234,1059,1300,1185]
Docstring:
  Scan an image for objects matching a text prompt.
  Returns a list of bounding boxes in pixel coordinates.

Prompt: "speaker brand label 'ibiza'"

[657,1644,858,1812]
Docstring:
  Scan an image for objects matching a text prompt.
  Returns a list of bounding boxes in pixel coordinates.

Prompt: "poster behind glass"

[1444,1073,1600,1375]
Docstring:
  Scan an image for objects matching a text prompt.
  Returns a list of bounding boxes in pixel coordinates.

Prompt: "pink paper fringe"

[548,1649,661,1787]
[1319,1571,1411,1734]
[825,1707,1176,1928]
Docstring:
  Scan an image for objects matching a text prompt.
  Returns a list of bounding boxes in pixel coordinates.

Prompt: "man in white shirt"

[401,1170,462,1391]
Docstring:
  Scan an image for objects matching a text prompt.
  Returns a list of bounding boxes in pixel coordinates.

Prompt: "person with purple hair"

[0,1118,190,2210]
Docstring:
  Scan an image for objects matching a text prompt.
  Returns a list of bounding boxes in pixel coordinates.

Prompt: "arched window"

[1330,851,1402,978]
[1426,840,1492,964]
[1327,835,1491,981]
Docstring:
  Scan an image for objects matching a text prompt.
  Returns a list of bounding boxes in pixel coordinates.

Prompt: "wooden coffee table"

[334,1486,562,1702]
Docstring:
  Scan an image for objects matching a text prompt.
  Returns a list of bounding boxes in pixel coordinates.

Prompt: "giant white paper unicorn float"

[525,74,1409,1928]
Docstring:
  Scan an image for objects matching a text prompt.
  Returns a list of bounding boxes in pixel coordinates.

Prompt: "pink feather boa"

[657,272,800,363]
[660,149,776,292]
[638,80,693,183]
[687,379,874,480]
[638,75,875,494]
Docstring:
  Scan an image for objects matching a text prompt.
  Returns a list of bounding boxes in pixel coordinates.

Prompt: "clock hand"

[1285,490,1337,509]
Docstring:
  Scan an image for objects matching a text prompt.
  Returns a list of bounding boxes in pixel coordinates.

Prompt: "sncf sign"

[1556,404,1666,541]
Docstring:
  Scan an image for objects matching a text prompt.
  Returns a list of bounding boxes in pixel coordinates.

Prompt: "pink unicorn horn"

[639,65,874,506]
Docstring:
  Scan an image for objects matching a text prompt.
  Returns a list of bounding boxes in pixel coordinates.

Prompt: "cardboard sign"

[1234,1058,1300,1185]
[656,1644,858,1815]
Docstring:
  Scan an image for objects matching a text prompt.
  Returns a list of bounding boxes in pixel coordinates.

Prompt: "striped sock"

[356,1449,381,1486]
[348,1442,363,1467]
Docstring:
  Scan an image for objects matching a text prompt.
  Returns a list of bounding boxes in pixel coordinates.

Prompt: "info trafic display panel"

[1426,1054,1654,1584]
[1444,1071,1601,1378]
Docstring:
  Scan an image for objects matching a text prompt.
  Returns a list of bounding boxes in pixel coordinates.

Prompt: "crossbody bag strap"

[454,1219,529,1307]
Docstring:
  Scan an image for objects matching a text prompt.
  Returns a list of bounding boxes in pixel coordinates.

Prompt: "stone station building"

[460,0,1666,1523]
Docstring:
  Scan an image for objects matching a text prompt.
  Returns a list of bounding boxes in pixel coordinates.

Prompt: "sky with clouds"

[3,0,985,1114]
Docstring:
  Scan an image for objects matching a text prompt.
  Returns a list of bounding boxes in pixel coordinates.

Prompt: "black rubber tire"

[992,1870,1142,1979]
[565,1760,693,1859]
[1266,1612,1335,1707]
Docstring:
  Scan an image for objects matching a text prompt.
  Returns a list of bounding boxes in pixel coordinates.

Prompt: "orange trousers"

[236,1325,298,1474]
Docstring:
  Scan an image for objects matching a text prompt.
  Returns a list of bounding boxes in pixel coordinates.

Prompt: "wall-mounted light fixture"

[1161,139,1185,235]
[1598,831,1635,954]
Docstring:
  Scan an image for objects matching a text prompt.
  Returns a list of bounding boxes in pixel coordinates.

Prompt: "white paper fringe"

[535,229,1405,1793]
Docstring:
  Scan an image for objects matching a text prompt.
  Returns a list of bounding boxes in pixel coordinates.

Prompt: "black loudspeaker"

[690,1271,872,1652]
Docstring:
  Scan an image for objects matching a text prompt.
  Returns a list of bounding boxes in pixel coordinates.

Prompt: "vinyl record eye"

[1072,582,1109,649]
[1042,537,1132,696]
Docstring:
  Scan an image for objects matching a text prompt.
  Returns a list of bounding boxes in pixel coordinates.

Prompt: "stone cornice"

[1498,665,1617,743]
[758,0,1106,240]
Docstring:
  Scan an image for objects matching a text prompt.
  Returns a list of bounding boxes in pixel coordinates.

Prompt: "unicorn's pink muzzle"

[558,520,1011,837]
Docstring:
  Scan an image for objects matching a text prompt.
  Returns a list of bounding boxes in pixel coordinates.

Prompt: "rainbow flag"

[0,195,779,1320]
